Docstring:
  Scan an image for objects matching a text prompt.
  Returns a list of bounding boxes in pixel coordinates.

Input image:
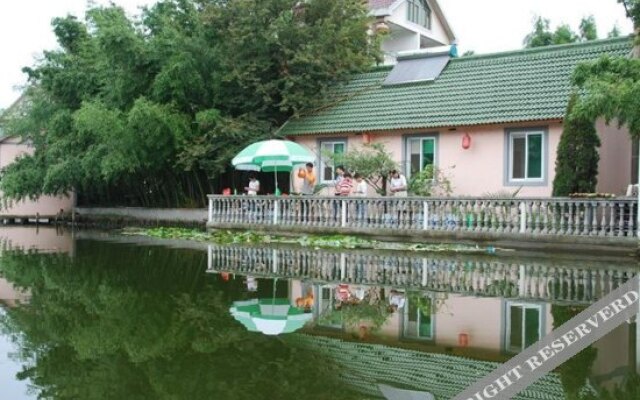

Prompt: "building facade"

[282,38,636,197]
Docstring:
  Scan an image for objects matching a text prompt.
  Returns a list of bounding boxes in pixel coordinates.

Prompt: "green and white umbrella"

[231,139,315,191]
[230,298,312,335]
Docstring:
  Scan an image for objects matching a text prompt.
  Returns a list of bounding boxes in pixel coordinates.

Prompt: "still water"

[0,227,638,400]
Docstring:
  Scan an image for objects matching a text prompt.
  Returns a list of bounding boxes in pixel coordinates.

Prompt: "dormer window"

[407,0,432,29]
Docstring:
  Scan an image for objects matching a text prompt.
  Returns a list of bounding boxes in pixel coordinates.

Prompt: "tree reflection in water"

[0,241,358,400]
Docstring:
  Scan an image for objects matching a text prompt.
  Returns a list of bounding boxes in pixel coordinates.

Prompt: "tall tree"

[579,15,598,41]
[608,24,622,38]
[571,1,640,138]
[552,93,601,196]
[524,16,600,48]
[0,0,380,207]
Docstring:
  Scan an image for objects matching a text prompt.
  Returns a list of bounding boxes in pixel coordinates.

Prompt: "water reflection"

[0,239,360,400]
[0,232,636,400]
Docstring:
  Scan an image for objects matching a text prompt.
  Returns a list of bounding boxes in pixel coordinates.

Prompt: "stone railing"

[207,195,638,238]
[207,245,637,304]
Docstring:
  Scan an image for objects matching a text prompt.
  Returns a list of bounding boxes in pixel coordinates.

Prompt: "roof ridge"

[452,35,634,62]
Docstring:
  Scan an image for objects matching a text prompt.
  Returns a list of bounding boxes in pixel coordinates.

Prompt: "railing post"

[208,197,213,223]
[273,199,279,225]
[341,199,347,228]
[423,201,429,230]
[519,202,527,233]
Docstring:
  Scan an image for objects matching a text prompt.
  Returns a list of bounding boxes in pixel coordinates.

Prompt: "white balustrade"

[207,245,637,304]
[207,195,638,238]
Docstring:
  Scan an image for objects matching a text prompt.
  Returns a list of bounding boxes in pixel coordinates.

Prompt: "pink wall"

[0,278,30,306]
[434,295,502,350]
[0,226,74,254]
[0,138,73,216]
[596,119,633,194]
[291,119,632,197]
[591,323,631,389]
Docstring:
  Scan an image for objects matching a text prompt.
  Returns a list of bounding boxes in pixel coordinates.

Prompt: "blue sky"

[0,0,635,109]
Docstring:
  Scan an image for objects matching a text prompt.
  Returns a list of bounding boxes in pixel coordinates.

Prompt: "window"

[507,130,546,184]
[406,136,436,179]
[506,303,542,352]
[403,292,433,340]
[317,285,342,328]
[319,140,346,182]
[407,0,432,29]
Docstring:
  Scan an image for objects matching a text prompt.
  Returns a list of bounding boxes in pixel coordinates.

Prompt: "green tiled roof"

[288,334,583,400]
[280,37,633,136]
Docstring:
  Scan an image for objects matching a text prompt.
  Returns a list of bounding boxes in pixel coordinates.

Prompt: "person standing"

[338,172,353,196]
[353,173,367,222]
[389,169,408,226]
[332,166,346,222]
[244,173,260,195]
[298,163,317,222]
[332,166,346,195]
[389,169,408,197]
[299,163,316,195]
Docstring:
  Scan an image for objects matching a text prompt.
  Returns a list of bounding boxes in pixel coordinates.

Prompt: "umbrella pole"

[274,166,278,195]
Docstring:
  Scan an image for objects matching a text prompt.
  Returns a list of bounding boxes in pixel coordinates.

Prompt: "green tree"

[608,24,622,38]
[330,143,398,195]
[0,241,359,400]
[570,1,640,138]
[0,0,380,207]
[551,305,598,400]
[552,93,601,196]
[524,16,599,48]
[523,17,555,47]
[579,16,598,41]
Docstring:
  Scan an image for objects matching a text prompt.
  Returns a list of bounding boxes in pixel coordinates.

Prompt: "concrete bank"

[75,207,207,228]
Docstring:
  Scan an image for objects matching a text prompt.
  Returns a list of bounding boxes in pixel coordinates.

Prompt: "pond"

[0,227,638,400]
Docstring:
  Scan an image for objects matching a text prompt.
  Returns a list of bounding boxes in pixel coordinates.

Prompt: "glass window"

[407,0,432,29]
[406,137,436,179]
[403,292,433,340]
[509,131,544,182]
[318,286,342,328]
[506,303,541,352]
[319,140,346,182]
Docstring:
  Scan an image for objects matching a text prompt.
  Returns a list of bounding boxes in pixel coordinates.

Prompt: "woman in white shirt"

[389,170,408,197]
[245,173,260,195]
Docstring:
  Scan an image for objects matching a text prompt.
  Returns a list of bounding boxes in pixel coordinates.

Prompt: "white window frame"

[505,302,542,353]
[508,130,545,183]
[317,284,343,329]
[407,0,432,29]
[319,139,347,183]
[403,294,434,340]
[405,136,437,180]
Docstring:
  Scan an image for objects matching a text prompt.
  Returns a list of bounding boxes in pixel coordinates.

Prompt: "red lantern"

[362,133,371,144]
[458,333,469,347]
[462,133,471,150]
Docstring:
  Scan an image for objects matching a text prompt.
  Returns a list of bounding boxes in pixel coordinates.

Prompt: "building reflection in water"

[208,244,639,397]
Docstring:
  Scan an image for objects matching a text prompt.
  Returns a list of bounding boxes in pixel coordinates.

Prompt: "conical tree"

[552,92,601,196]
